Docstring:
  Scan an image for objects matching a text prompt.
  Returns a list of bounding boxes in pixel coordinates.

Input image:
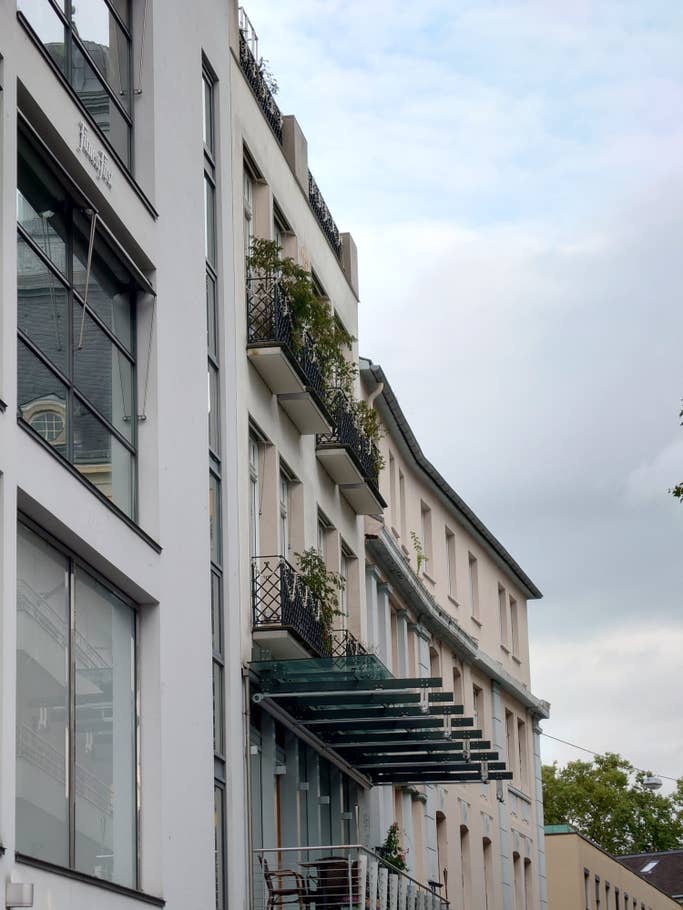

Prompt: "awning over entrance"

[250,655,512,786]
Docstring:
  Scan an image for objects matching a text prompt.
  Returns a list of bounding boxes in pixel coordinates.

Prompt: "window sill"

[17,12,158,220]
[422,571,436,586]
[18,417,162,554]
[391,525,401,540]
[471,614,483,628]
[512,654,522,665]
[447,594,459,608]
[0,397,7,413]
[16,854,165,906]
[500,643,510,655]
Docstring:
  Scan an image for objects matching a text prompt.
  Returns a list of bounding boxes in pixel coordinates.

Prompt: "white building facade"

[0,3,549,910]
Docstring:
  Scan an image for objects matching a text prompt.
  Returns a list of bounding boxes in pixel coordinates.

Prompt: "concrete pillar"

[367,786,395,852]
[402,789,416,878]
[396,609,409,676]
[492,682,513,910]
[306,746,321,848]
[280,731,301,848]
[533,722,548,910]
[261,715,277,848]
[377,581,393,671]
[365,565,381,656]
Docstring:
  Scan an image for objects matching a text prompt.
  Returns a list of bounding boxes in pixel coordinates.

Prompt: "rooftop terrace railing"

[308,170,342,258]
[238,14,283,143]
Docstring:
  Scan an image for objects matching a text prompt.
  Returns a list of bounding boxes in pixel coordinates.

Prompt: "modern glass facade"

[17,127,138,518]
[16,521,137,887]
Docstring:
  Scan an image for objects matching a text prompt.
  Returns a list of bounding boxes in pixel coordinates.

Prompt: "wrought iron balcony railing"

[317,390,382,488]
[329,628,367,659]
[238,29,283,143]
[308,170,342,258]
[246,275,329,412]
[252,557,365,659]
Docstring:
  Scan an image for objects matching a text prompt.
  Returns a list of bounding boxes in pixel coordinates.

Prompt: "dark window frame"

[18,0,134,171]
[16,514,140,888]
[17,125,139,520]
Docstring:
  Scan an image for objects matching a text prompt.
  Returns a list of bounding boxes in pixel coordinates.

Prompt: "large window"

[16,521,137,887]
[17,128,138,518]
[18,0,133,168]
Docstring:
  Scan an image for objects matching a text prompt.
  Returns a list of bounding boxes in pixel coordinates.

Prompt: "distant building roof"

[619,851,683,902]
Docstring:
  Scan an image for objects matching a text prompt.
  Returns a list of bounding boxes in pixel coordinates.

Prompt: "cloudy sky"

[245,0,683,787]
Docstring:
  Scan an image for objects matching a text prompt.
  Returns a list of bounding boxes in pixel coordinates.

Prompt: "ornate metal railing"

[317,390,381,488]
[252,557,327,657]
[330,628,367,659]
[246,275,329,412]
[252,558,366,659]
[238,30,283,143]
[308,170,342,257]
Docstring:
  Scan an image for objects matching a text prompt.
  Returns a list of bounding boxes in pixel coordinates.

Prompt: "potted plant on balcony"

[294,548,345,654]
[377,822,408,872]
[247,240,385,473]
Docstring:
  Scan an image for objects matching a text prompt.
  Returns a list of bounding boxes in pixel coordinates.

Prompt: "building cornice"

[360,358,542,600]
[366,527,550,719]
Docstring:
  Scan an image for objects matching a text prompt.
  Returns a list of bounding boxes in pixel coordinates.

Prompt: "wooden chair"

[259,856,309,910]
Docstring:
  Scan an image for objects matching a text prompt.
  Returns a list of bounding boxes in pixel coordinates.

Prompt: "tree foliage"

[543,753,683,855]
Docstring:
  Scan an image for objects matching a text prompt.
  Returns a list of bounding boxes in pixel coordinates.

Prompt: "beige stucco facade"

[545,829,679,910]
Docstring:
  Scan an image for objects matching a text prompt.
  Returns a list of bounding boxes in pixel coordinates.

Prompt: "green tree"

[542,753,683,855]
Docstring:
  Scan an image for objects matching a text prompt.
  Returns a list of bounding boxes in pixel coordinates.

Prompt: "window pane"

[73,215,133,351]
[71,41,130,166]
[71,0,131,109]
[206,273,217,357]
[211,571,222,656]
[17,0,67,74]
[18,341,69,458]
[18,238,69,375]
[209,472,221,565]
[73,399,134,517]
[208,363,220,454]
[204,176,216,265]
[16,524,70,868]
[215,786,225,910]
[73,302,134,442]
[74,569,135,887]
[213,660,224,755]
[203,76,213,151]
[17,145,68,275]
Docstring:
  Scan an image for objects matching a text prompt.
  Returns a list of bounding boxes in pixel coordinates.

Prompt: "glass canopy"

[250,656,512,785]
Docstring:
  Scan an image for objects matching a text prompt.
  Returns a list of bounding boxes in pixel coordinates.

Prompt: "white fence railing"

[253,845,449,910]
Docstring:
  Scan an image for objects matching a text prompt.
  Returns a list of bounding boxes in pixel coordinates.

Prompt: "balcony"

[252,557,366,660]
[253,846,449,910]
[238,9,283,143]
[247,276,332,434]
[316,391,387,515]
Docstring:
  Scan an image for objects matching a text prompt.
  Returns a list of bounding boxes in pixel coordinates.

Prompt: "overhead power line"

[541,731,679,784]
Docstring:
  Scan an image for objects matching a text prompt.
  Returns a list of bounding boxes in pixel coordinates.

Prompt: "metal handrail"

[252,844,450,910]
[238,30,283,142]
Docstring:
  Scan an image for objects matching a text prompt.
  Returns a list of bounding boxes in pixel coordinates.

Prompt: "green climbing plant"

[294,547,346,651]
